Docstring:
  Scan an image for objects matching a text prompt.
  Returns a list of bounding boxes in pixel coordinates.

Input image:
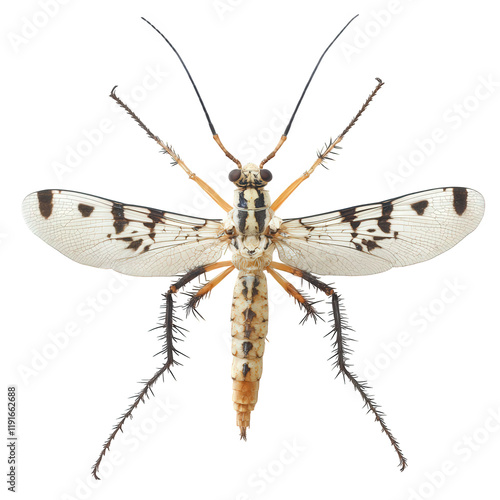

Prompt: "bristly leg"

[110,86,181,164]
[183,282,208,319]
[266,266,322,323]
[297,291,323,325]
[317,139,341,169]
[271,263,335,297]
[270,78,385,213]
[91,289,181,479]
[183,265,235,318]
[329,292,408,471]
[339,78,384,139]
[269,262,407,470]
[154,293,188,377]
[91,264,232,480]
[110,86,232,212]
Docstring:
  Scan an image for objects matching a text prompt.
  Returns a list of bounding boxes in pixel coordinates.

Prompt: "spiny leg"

[269,262,407,470]
[91,288,182,479]
[91,261,233,480]
[329,292,407,471]
[269,262,335,296]
[270,78,385,212]
[184,265,235,317]
[110,87,232,212]
[169,261,233,293]
[154,263,234,369]
[266,266,321,323]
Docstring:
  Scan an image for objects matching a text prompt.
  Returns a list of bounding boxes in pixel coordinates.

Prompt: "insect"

[23,16,484,479]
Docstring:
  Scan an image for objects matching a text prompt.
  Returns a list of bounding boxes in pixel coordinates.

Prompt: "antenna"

[142,17,241,167]
[260,14,359,168]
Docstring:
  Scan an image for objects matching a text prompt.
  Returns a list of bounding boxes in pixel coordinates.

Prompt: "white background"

[2,1,499,499]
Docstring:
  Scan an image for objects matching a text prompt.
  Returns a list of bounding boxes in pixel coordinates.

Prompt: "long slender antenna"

[260,14,359,168]
[141,17,216,135]
[285,14,359,136]
[141,17,241,167]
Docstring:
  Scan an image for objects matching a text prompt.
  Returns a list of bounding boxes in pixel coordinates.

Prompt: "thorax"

[226,187,276,272]
[232,187,272,235]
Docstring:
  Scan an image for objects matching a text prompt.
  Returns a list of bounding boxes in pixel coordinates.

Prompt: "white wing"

[275,187,484,276]
[23,190,227,277]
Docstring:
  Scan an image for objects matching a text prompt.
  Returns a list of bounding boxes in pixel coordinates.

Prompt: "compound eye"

[260,169,273,182]
[228,169,241,183]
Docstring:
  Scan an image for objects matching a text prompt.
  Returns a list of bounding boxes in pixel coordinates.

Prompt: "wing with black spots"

[275,187,484,276]
[23,190,227,277]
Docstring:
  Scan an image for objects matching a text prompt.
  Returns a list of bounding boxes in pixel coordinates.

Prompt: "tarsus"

[329,293,408,471]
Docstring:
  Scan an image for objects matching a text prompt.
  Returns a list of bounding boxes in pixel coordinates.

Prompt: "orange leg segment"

[193,265,235,299]
[270,136,343,212]
[266,265,320,323]
[269,262,335,296]
[110,87,232,213]
[270,78,384,213]
[184,263,235,316]
[266,266,307,304]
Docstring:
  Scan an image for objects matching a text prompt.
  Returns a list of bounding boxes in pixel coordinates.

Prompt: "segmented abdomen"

[231,270,268,438]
